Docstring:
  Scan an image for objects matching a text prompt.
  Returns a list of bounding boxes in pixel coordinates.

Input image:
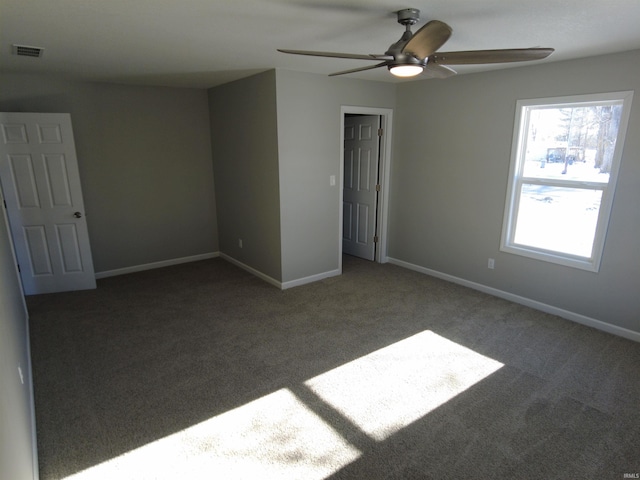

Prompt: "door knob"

[73,211,83,218]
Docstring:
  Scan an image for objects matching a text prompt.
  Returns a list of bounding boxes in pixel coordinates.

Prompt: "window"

[501,91,633,271]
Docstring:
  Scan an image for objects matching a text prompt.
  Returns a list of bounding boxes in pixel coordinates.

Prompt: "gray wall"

[389,49,640,332]
[275,70,396,283]
[0,199,36,480]
[208,71,282,280]
[0,74,218,273]
[208,69,396,284]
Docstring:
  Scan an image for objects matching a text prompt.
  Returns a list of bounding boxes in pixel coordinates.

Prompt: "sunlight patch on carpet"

[305,330,504,441]
[64,389,360,480]
[63,331,502,479]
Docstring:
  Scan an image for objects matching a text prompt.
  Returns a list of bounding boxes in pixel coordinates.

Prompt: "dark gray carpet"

[27,255,640,479]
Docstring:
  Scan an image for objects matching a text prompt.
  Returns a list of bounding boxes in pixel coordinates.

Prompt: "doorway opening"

[339,106,393,272]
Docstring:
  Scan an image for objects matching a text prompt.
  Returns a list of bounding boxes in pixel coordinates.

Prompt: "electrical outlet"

[330,175,336,186]
[238,239,243,248]
[488,258,495,269]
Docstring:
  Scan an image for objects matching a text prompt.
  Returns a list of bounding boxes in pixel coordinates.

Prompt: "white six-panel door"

[0,113,96,294]
[343,115,380,261]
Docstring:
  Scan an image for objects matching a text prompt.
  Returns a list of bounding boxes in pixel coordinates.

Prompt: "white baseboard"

[219,253,282,289]
[220,253,341,290]
[387,257,640,343]
[23,312,39,480]
[95,252,220,279]
[281,268,341,290]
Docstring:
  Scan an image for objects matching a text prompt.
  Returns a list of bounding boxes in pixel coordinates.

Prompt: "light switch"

[330,175,336,186]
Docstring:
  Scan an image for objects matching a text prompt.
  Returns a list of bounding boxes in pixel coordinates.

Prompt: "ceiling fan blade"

[329,62,389,77]
[423,63,457,79]
[430,47,554,65]
[402,20,453,60]
[278,49,390,61]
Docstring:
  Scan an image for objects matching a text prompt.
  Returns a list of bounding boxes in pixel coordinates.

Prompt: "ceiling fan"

[278,8,554,78]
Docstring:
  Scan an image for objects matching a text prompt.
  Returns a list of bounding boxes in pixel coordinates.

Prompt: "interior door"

[343,115,380,261]
[0,112,96,294]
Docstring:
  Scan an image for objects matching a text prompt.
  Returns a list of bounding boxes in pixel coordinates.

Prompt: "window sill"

[500,243,600,272]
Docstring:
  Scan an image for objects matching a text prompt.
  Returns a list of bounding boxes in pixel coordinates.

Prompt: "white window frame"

[501,91,634,272]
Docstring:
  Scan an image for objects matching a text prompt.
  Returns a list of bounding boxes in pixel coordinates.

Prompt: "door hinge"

[375,184,381,192]
[373,235,379,243]
[378,128,383,137]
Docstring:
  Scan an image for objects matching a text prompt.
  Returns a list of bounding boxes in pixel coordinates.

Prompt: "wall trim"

[95,251,341,291]
[219,253,282,289]
[95,252,220,279]
[25,312,39,480]
[387,257,640,343]
[220,253,341,290]
[281,268,341,290]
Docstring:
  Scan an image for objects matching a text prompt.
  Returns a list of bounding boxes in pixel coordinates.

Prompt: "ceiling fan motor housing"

[388,54,426,68]
[396,8,420,26]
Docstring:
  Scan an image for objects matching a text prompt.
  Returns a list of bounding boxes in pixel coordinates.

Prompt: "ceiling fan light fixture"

[278,7,554,79]
[389,64,424,77]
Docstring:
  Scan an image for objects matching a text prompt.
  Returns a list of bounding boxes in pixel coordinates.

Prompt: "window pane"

[521,104,624,183]
[513,184,602,258]
[502,91,633,271]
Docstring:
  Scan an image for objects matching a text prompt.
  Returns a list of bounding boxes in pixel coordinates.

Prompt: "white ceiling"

[2,0,640,89]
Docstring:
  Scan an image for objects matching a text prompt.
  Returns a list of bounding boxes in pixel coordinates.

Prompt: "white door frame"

[339,105,393,271]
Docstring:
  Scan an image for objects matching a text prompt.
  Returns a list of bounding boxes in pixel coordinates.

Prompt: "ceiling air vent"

[12,44,44,58]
